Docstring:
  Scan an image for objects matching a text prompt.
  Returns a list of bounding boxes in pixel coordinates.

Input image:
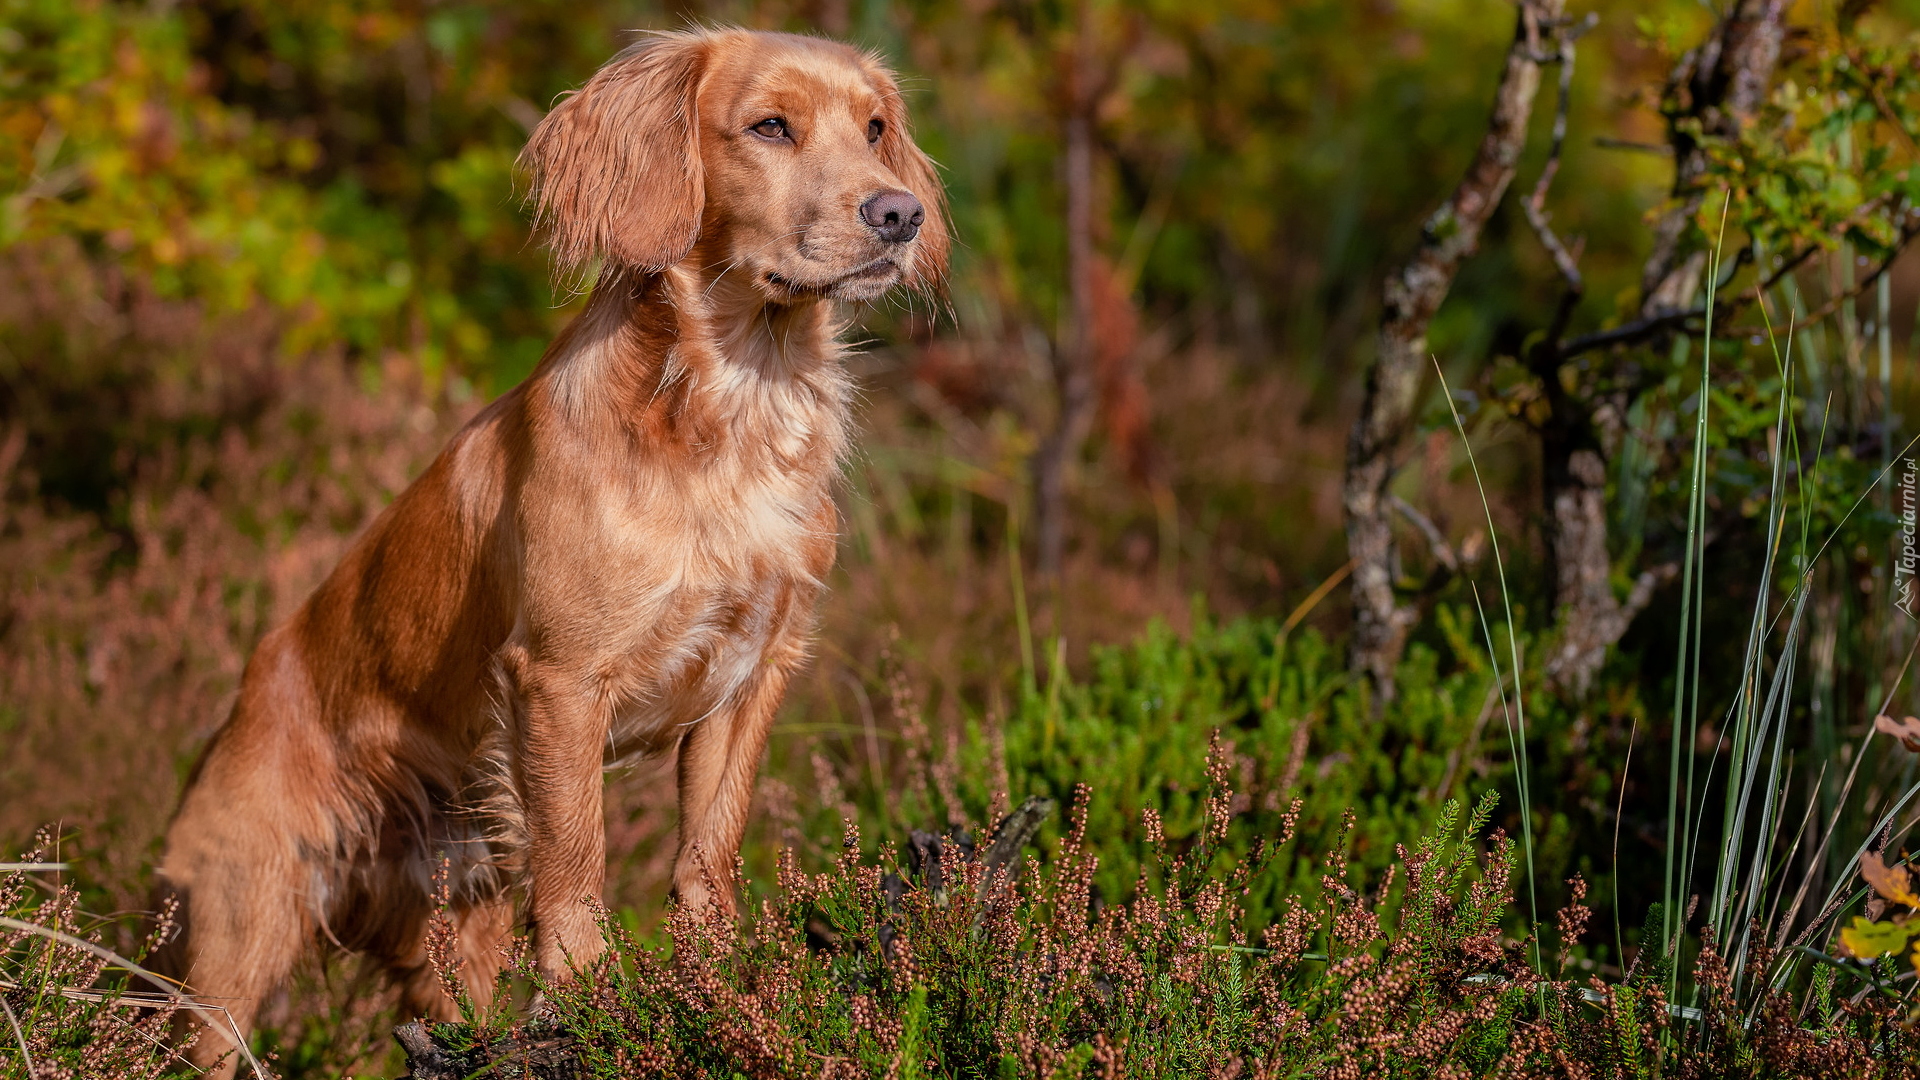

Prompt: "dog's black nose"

[860,190,923,243]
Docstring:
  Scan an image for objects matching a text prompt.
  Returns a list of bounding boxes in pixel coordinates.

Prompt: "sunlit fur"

[153,27,948,1072]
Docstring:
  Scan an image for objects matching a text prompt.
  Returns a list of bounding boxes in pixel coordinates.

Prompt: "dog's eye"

[751,117,789,140]
[867,119,884,145]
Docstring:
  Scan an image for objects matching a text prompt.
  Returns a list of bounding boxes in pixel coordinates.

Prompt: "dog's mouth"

[765,258,901,299]
[838,258,898,282]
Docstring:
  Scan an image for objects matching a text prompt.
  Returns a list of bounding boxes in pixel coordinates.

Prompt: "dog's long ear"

[520,34,709,275]
[867,64,950,292]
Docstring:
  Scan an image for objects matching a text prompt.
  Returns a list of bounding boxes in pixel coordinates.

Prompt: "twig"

[0,960,220,1068]
[1622,561,1681,621]
[1280,559,1355,640]
[1557,208,1905,359]
[1593,136,1671,155]
[1789,221,1920,328]
[1861,58,1920,159]
[0,993,31,1077]
[1437,676,1507,803]
[1389,495,1458,572]
[1611,718,1638,968]
[1524,13,1597,320]
[0,985,192,1071]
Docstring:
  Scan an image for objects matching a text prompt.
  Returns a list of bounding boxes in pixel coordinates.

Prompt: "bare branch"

[1523,26,1582,288]
[1389,494,1458,573]
[1557,220,1916,359]
[1593,136,1672,155]
[1623,562,1682,621]
[1344,0,1561,699]
[1789,221,1920,327]
[1557,309,1699,358]
[1862,58,1920,159]
[1524,13,1598,346]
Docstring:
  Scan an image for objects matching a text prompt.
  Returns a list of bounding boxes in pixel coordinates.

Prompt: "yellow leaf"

[1837,915,1915,959]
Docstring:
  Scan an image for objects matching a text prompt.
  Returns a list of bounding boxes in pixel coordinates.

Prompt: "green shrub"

[766,605,1576,943]
[957,614,1515,933]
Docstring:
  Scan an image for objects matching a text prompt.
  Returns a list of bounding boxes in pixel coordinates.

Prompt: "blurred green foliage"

[10,0,1905,589]
[0,0,1701,395]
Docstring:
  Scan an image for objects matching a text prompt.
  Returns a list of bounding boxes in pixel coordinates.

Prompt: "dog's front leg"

[507,652,611,978]
[672,663,791,918]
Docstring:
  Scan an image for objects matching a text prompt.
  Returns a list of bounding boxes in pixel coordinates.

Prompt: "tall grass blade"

[1434,358,1539,978]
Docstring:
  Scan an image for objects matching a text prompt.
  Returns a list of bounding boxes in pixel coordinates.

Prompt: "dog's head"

[521,28,949,303]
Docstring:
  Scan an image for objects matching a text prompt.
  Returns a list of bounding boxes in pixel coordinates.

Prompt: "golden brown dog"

[154,26,946,1069]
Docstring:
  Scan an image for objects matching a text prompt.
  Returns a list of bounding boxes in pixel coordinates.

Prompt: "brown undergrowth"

[0,241,477,912]
[2,835,194,1079]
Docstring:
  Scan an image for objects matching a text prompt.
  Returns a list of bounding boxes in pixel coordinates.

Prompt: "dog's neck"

[536,264,850,467]
[676,262,842,377]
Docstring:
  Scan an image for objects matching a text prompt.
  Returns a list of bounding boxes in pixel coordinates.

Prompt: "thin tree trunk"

[1538,0,1785,695]
[1639,0,1787,318]
[1344,0,1557,700]
[1035,0,1100,582]
[1540,448,1676,693]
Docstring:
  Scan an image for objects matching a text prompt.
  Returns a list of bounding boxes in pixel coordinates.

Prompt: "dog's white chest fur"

[543,321,849,762]
[596,467,831,758]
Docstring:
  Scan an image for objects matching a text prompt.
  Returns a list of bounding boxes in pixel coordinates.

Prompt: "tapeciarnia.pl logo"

[1899,457,1918,620]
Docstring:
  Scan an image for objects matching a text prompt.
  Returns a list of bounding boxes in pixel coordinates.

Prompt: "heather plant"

[405,750,1920,1079]
[432,763,1549,1079]
[0,833,267,1080]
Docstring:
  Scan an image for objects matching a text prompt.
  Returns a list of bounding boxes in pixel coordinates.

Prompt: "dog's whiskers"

[697,228,814,303]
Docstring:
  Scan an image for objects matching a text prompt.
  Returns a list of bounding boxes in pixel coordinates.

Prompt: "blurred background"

[5,0,1920,1072]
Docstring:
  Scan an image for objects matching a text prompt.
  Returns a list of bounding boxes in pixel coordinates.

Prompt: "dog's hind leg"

[154,792,326,1077]
[153,631,352,1077]
[344,803,519,1021]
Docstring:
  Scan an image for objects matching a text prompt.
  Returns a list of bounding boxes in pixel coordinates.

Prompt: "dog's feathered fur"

[154,28,947,1071]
